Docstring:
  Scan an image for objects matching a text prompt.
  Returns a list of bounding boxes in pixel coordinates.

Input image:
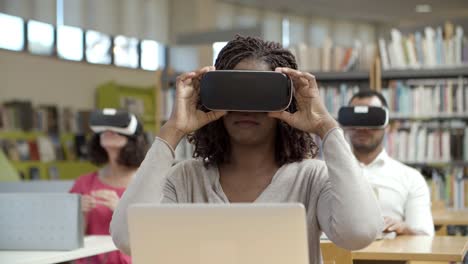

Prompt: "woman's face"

[222,58,277,146]
[100,131,128,150]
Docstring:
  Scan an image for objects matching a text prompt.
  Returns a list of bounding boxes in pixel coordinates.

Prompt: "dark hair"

[188,35,319,167]
[88,127,149,168]
[348,90,388,108]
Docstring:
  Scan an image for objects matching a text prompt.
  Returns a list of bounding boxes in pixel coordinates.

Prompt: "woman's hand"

[268,67,338,139]
[91,190,120,211]
[160,66,226,149]
[81,194,95,213]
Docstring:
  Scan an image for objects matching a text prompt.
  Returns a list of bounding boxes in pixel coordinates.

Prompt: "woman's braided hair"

[188,35,319,167]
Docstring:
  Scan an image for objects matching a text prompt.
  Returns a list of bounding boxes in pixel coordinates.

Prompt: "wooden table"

[432,209,468,235]
[352,236,468,262]
[0,235,117,264]
[432,209,468,226]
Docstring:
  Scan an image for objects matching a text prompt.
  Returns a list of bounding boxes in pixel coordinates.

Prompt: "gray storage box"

[0,193,84,250]
[0,180,74,193]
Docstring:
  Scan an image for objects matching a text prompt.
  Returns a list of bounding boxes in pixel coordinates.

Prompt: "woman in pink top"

[70,111,149,264]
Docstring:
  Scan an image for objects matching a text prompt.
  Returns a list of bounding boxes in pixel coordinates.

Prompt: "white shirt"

[360,149,434,236]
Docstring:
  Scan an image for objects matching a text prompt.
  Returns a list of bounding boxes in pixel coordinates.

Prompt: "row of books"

[379,22,468,70]
[0,135,88,162]
[385,121,468,163]
[382,78,468,117]
[319,85,360,116]
[18,165,61,180]
[318,79,468,118]
[427,166,468,209]
[0,101,92,134]
[1,131,156,164]
[290,39,375,72]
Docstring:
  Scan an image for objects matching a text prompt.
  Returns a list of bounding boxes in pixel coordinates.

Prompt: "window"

[0,13,24,51]
[212,42,228,65]
[113,35,138,68]
[282,18,290,48]
[86,30,111,64]
[141,40,165,71]
[27,20,54,55]
[57,25,84,61]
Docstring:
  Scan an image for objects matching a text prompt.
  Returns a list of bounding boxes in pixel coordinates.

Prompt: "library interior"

[1,0,468,263]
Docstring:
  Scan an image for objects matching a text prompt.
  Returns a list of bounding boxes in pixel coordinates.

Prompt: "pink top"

[70,171,131,264]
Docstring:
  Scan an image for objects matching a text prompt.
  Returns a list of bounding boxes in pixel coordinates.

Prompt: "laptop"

[128,203,309,264]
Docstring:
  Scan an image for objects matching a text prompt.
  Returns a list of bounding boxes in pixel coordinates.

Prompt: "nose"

[102,130,117,136]
[228,111,254,116]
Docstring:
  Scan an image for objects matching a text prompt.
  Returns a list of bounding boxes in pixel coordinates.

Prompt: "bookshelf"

[376,40,468,208]
[0,131,97,181]
[96,81,158,134]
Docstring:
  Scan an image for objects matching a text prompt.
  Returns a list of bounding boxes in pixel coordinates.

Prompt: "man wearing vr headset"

[346,91,434,236]
[111,36,383,263]
[70,109,149,264]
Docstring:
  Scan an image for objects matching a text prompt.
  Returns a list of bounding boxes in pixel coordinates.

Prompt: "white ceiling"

[222,0,468,27]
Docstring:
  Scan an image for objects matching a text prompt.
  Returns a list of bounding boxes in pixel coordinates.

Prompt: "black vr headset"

[338,106,389,128]
[200,70,293,112]
[89,109,141,136]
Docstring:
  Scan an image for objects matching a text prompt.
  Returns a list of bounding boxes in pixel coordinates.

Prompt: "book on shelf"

[38,105,59,134]
[76,110,92,135]
[74,134,88,160]
[37,136,56,162]
[379,22,467,70]
[1,139,19,161]
[28,140,40,161]
[60,107,77,134]
[2,100,34,131]
[16,140,30,161]
[48,165,59,180]
[29,166,41,180]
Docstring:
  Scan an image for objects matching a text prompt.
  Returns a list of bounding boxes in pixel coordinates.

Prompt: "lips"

[233,120,259,127]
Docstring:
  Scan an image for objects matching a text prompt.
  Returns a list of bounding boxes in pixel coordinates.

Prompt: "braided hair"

[188,35,319,167]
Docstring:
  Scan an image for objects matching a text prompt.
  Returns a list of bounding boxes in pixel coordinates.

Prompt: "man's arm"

[402,169,434,236]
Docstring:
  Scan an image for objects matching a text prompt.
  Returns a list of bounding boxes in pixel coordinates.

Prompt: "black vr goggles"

[338,106,389,128]
[89,109,141,136]
[200,70,293,112]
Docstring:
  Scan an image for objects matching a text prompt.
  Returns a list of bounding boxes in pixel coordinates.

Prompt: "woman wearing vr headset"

[111,36,383,263]
[70,110,148,264]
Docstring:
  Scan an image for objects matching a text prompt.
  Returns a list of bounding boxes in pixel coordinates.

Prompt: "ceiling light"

[415,4,432,13]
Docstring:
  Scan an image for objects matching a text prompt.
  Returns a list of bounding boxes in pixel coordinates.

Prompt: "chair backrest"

[320,240,353,264]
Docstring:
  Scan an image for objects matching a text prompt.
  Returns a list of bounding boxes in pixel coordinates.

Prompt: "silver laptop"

[128,203,309,264]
